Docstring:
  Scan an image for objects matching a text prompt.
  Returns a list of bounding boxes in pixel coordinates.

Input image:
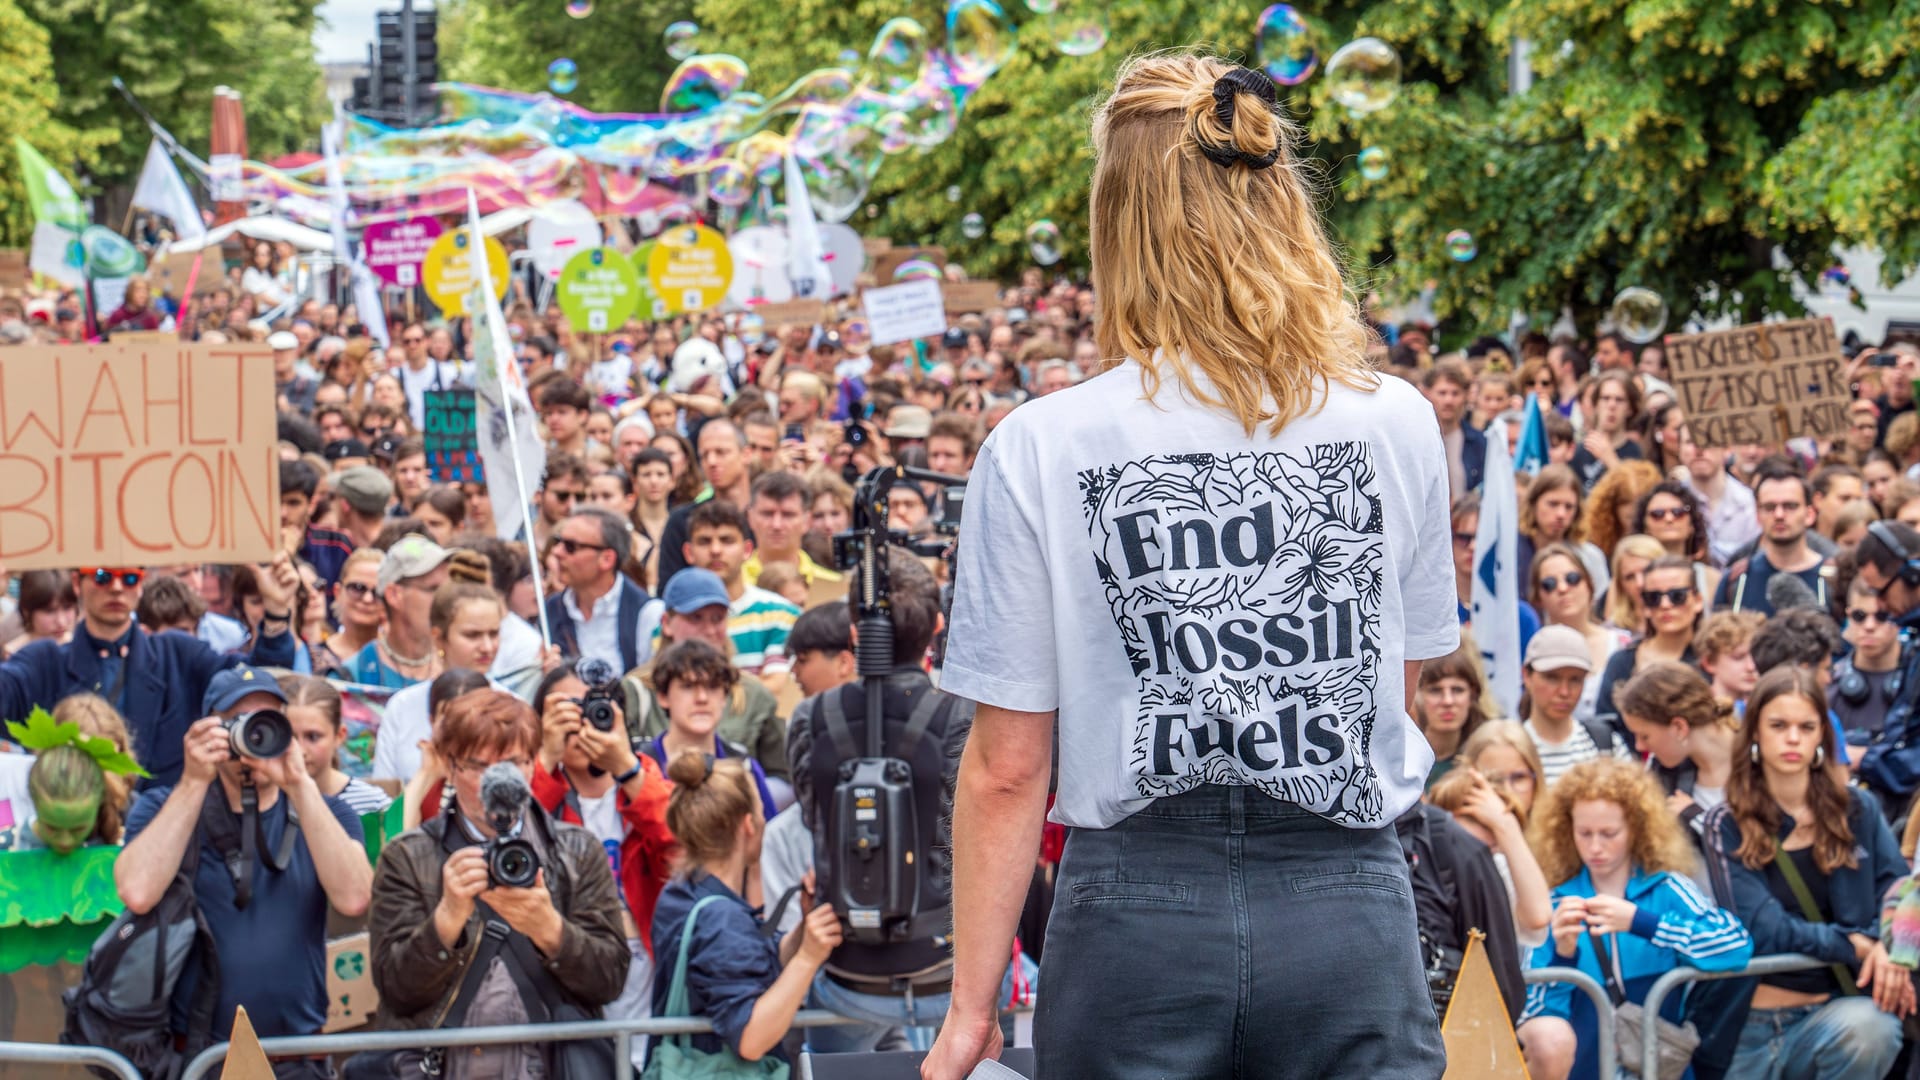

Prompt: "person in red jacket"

[530,661,678,1068]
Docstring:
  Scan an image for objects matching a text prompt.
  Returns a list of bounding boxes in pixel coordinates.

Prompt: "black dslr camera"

[485,832,540,889]
[574,658,621,733]
[478,762,541,889]
[222,709,293,759]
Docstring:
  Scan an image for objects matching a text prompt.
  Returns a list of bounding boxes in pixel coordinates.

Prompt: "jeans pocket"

[1289,865,1408,896]
[1068,879,1190,907]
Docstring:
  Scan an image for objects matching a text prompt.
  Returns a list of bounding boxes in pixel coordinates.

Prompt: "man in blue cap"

[114,664,371,1058]
[0,554,301,788]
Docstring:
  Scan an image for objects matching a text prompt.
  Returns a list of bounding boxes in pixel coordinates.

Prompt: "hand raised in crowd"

[249,737,312,792]
[1580,429,1620,469]
[571,718,638,778]
[1551,895,1589,958]
[537,643,565,674]
[1579,893,1639,936]
[180,716,233,786]
[796,898,845,968]
[253,551,300,615]
[481,868,565,954]
[1856,937,1918,1017]
[537,690,583,772]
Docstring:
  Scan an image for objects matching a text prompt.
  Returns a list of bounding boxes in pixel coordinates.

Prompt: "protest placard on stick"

[1663,317,1849,448]
[0,341,279,569]
[424,389,483,483]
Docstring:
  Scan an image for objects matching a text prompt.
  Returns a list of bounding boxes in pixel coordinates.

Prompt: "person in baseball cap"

[377,534,455,593]
[1519,623,1627,783]
[201,662,290,717]
[323,438,371,471]
[333,466,394,549]
[657,568,734,659]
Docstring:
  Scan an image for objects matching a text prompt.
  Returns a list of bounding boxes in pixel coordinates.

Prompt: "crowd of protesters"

[10,246,1920,1079]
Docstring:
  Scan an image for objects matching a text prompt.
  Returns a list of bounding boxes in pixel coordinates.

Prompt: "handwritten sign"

[0,249,27,290]
[423,389,483,484]
[862,278,948,346]
[1664,318,1848,448]
[943,280,1000,314]
[0,342,279,570]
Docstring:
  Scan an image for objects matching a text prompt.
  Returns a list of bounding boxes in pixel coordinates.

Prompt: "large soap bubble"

[1256,5,1316,85]
[1324,38,1402,114]
[1609,287,1669,344]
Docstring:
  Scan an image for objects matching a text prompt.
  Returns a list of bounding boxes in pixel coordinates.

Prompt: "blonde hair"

[1606,534,1668,630]
[664,751,758,869]
[1090,53,1375,436]
[1458,720,1547,821]
[1529,758,1699,884]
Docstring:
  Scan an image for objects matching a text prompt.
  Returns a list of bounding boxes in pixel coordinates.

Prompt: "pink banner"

[362,217,443,288]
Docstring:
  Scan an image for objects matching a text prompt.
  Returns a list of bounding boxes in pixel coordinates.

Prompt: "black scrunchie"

[1197,67,1282,170]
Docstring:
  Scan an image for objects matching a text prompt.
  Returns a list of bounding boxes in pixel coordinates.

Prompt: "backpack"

[808,676,964,981]
[60,796,222,1080]
[1398,804,1465,1014]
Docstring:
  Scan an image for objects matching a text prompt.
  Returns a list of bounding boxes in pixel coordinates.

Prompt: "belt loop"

[1229,786,1246,836]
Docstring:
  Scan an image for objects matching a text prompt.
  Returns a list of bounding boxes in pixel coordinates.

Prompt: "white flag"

[130,140,205,242]
[322,108,388,347]
[782,151,830,300]
[28,221,84,288]
[1471,421,1522,717]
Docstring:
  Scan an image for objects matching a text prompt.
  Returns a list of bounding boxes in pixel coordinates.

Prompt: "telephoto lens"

[223,709,293,759]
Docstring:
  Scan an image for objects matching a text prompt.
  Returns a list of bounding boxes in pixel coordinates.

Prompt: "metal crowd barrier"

[177,1010,868,1080]
[1637,953,1823,1079]
[1524,965,1618,1078]
[0,1040,143,1080]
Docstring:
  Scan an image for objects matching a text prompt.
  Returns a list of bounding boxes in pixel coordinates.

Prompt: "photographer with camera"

[111,664,371,1070]
[528,658,679,1067]
[365,689,629,1078]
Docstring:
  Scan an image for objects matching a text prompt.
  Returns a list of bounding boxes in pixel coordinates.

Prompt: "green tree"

[0,0,108,245]
[440,0,698,116]
[19,0,327,196]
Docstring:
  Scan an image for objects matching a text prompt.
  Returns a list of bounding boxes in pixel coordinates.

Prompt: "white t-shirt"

[396,360,467,430]
[574,787,622,846]
[943,361,1459,830]
[372,675,509,781]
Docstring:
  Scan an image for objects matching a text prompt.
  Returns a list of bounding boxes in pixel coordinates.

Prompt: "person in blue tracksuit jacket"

[1517,758,1752,1080]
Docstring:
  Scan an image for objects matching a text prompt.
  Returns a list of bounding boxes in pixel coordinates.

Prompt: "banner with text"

[423,389,483,484]
[1664,318,1848,447]
[0,342,279,569]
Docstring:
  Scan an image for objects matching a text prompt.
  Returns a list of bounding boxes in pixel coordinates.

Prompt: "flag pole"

[466,188,551,649]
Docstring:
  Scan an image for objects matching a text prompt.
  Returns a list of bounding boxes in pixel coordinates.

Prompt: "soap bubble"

[946,185,963,203]
[1050,1,1109,56]
[893,258,942,282]
[1445,229,1476,263]
[1324,38,1402,114]
[664,22,702,61]
[1025,0,1057,10]
[1357,146,1388,181]
[1256,5,1316,86]
[947,0,1017,84]
[661,54,750,113]
[1026,220,1062,265]
[961,213,987,239]
[869,17,930,92]
[547,58,578,94]
[707,160,754,208]
[565,0,592,17]
[1609,287,1669,344]
[865,203,882,219]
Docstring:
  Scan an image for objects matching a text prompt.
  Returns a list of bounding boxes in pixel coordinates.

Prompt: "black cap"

[370,434,400,462]
[941,328,970,349]
[324,437,371,461]
[818,331,843,351]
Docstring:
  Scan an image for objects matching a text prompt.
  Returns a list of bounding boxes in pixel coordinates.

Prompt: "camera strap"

[206,783,299,911]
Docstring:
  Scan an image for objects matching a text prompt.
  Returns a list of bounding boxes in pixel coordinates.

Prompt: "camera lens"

[583,698,617,732]
[228,709,293,759]
[488,838,540,889]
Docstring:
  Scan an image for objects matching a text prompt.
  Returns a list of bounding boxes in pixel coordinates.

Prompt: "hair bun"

[1192,67,1282,169]
[666,749,713,788]
[445,549,492,585]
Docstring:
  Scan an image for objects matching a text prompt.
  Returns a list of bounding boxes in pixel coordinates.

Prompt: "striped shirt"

[1524,719,1630,787]
[729,586,801,672]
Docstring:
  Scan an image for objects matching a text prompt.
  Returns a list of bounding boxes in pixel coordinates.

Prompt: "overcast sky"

[315,0,406,64]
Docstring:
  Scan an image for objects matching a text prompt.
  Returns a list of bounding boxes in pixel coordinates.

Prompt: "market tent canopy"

[164,215,336,253]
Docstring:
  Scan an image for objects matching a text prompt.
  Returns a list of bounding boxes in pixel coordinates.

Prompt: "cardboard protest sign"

[221,1006,276,1080]
[747,299,829,327]
[944,280,1000,314]
[0,248,27,290]
[324,931,380,1033]
[423,389,483,483]
[863,278,948,346]
[0,341,279,570]
[1440,933,1524,1079]
[1664,318,1848,448]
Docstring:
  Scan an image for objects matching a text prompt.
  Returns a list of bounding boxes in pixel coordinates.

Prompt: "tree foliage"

[0,0,104,244]
[439,0,698,117]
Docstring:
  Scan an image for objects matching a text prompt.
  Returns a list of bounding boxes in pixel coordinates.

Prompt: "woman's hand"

[1551,896,1589,958]
[1581,894,1639,936]
[795,901,844,968]
[1856,940,1917,1018]
[1666,791,1696,817]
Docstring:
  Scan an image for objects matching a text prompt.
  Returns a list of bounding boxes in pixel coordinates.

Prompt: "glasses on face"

[1452,531,1476,549]
[1530,378,1555,390]
[403,335,425,345]
[341,581,376,599]
[83,568,144,588]
[1644,505,1688,523]
[547,489,586,505]
[555,536,608,555]
[1849,608,1892,627]
[1484,769,1535,792]
[1540,570,1585,593]
[1642,587,1696,609]
[1759,501,1805,516]
[454,755,532,776]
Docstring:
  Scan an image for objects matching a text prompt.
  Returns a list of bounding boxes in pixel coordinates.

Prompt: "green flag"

[14,138,85,231]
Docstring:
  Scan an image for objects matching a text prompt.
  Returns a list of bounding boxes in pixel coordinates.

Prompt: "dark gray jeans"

[1034,785,1445,1079]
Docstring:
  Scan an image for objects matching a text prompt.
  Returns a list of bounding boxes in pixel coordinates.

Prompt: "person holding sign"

[0,557,300,789]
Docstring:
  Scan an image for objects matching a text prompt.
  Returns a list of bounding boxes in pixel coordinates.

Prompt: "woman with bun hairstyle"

[648,751,843,1068]
[1702,667,1911,1079]
[1617,662,1740,844]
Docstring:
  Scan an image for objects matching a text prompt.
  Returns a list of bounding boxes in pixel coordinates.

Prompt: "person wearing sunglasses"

[314,549,386,679]
[1830,577,1907,761]
[545,507,653,677]
[1529,543,1632,731]
[1632,481,1721,602]
[0,555,301,789]
[1594,555,1702,741]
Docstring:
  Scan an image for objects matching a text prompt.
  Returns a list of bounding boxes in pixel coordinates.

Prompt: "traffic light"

[366,5,437,126]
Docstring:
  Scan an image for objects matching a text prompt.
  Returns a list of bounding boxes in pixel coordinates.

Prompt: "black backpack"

[1398,803,1465,1013]
[61,799,221,1080]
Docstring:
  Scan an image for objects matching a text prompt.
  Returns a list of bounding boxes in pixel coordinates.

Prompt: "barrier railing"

[178,1010,869,1080]
[1637,953,1823,1079]
[1524,965,1617,1078]
[0,1040,143,1080]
